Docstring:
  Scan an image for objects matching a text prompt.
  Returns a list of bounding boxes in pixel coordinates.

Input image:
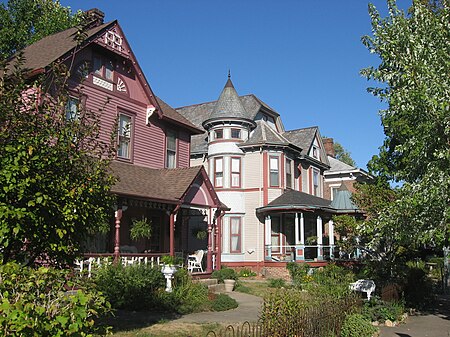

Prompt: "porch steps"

[195,278,225,293]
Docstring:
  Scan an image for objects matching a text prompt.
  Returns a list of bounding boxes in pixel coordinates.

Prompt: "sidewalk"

[174,292,263,324]
[379,294,450,337]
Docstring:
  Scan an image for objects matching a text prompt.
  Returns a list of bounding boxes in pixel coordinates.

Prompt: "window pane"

[231,218,240,234]
[105,61,113,80]
[65,97,79,121]
[93,57,102,76]
[231,236,240,251]
[215,129,223,139]
[270,172,279,186]
[270,157,278,170]
[167,131,176,151]
[166,151,176,168]
[118,139,129,158]
[215,158,223,172]
[231,129,241,138]
[119,115,131,137]
[231,158,240,172]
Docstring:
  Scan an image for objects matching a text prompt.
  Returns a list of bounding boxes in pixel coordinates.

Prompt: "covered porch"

[79,161,225,274]
[256,189,338,262]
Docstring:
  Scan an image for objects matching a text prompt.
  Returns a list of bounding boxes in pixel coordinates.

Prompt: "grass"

[112,322,224,337]
[235,280,285,298]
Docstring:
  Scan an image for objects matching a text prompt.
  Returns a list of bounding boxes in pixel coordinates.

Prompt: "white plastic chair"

[187,250,204,272]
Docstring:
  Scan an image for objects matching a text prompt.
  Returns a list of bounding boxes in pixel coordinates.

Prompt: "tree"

[333,142,356,167]
[0,56,116,266]
[360,0,449,253]
[0,0,82,61]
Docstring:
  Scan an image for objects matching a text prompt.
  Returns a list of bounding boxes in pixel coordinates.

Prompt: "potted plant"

[160,255,182,292]
[130,216,152,241]
[212,267,238,292]
[192,227,208,240]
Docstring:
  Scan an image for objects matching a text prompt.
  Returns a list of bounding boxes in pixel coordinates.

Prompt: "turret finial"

[228,69,231,79]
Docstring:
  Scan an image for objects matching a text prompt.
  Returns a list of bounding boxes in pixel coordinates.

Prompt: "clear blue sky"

[58,0,412,169]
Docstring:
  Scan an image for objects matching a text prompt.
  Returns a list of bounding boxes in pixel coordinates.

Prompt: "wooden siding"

[243,152,262,189]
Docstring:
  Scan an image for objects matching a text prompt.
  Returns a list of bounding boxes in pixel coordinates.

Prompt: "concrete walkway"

[174,292,263,324]
[379,294,450,337]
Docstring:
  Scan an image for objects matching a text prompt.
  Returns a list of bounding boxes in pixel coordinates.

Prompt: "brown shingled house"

[16,9,225,273]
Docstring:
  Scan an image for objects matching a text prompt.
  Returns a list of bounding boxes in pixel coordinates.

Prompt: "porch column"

[113,209,123,264]
[296,213,305,261]
[265,215,271,260]
[317,216,323,260]
[207,220,213,273]
[215,213,222,270]
[329,219,335,259]
[169,212,175,256]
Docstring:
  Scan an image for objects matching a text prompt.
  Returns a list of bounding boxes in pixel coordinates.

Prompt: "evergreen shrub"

[341,313,377,337]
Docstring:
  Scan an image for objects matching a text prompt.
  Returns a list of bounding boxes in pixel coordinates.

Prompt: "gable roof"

[10,22,113,73]
[282,127,317,156]
[241,120,297,150]
[156,97,202,134]
[13,20,199,134]
[110,161,220,205]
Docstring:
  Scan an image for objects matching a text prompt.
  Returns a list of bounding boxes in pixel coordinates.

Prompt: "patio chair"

[187,250,204,273]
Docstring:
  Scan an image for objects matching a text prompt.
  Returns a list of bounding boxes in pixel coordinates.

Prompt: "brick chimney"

[322,138,335,158]
[85,8,105,28]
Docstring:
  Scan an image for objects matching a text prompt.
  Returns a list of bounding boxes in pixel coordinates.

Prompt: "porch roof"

[110,161,208,204]
[256,189,334,214]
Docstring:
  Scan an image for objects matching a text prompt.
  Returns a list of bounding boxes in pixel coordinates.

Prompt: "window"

[285,159,292,189]
[93,55,114,81]
[166,130,177,168]
[313,169,320,196]
[231,157,241,187]
[231,128,241,139]
[215,129,223,139]
[65,97,79,121]
[118,114,132,159]
[214,157,223,187]
[271,216,280,253]
[230,217,241,253]
[312,146,319,159]
[331,185,341,200]
[269,156,279,187]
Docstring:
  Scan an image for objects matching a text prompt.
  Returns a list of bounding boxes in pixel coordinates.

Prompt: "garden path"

[379,294,450,337]
[173,292,263,324]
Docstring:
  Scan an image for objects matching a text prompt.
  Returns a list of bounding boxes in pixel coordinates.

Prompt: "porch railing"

[74,253,166,277]
[265,244,338,262]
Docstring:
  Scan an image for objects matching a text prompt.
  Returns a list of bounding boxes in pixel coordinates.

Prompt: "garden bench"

[349,279,375,300]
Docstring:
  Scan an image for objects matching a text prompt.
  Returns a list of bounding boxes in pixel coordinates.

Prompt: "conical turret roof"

[206,77,250,122]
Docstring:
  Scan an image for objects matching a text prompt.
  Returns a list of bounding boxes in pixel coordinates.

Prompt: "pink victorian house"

[18,9,225,272]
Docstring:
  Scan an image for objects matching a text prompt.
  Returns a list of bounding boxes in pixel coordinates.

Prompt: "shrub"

[403,264,434,308]
[94,263,164,310]
[341,313,377,337]
[304,263,355,299]
[268,278,287,288]
[0,262,111,336]
[211,267,238,283]
[286,262,310,287]
[211,293,238,311]
[362,297,405,323]
[238,268,257,277]
[160,268,209,314]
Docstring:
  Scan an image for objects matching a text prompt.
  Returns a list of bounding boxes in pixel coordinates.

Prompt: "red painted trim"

[169,213,175,256]
[298,163,302,192]
[263,152,268,206]
[309,167,313,195]
[209,139,244,145]
[280,153,285,188]
[230,156,241,188]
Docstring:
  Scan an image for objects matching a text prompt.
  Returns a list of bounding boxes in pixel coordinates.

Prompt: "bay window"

[231,157,241,188]
[230,217,241,253]
[269,156,279,187]
[214,157,223,187]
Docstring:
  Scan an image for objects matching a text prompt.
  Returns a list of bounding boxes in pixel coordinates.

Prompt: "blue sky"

[58,0,412,169]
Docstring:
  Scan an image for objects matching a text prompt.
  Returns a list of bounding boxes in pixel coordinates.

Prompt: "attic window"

[312,146,319,159]
[231,128,241,139]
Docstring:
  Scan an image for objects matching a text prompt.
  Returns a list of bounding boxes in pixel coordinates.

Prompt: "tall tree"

[0,57,116,266]
[0,0,82,60]
[333,142,356,167]
[360,0,449,251]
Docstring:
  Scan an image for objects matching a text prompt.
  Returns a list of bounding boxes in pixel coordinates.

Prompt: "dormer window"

[312,146,319,159]
[215,129,223,139]
[231,128,241,139]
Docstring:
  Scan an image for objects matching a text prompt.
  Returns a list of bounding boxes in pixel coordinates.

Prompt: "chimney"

[322,138,335,158]
[85,8,105,28]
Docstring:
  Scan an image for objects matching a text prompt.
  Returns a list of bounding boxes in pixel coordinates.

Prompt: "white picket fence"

[74,255,162,277]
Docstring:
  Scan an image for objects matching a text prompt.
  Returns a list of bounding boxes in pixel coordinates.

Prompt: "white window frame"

[118,113,132,159]
[166,130,177,168]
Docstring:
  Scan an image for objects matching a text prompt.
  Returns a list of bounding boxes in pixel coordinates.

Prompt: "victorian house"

[16,9,225,272]
[177,76,364,270]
